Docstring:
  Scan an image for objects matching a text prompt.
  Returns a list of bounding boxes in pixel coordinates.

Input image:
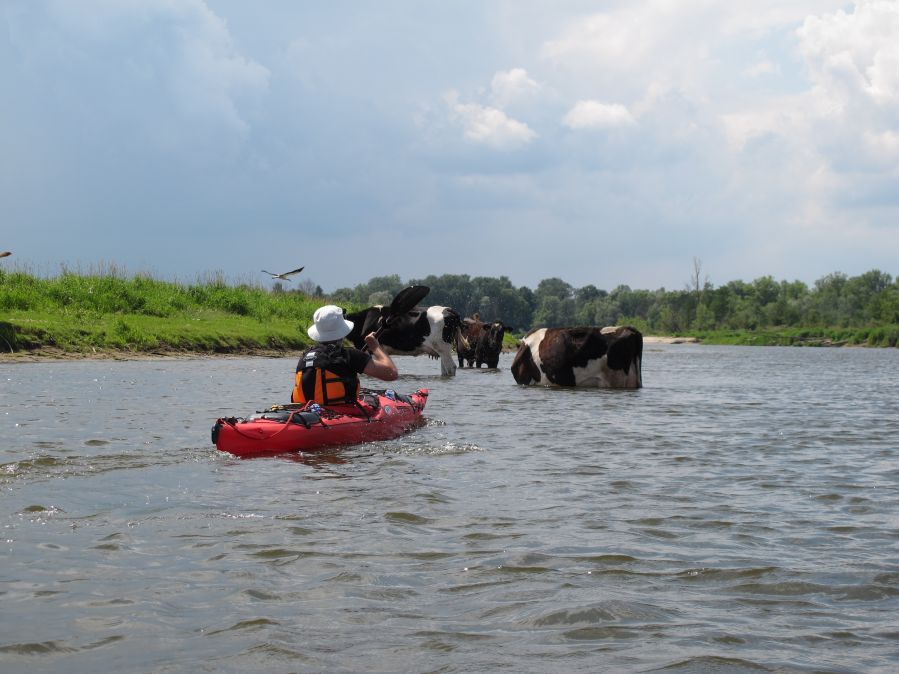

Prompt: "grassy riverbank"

[0,269,324,357]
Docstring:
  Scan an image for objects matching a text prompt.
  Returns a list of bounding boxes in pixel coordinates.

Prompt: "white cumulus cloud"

[563,100,636,130]
[490,68,541,107]
[445,92,537,150]
[791,0,899,181]
[798,0,899,108]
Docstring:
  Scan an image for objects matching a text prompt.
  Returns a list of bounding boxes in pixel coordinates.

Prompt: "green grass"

[0,268,332,355]
[2,309,312,354]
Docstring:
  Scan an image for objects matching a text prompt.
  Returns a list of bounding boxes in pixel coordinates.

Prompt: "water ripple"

[2,348,898,673]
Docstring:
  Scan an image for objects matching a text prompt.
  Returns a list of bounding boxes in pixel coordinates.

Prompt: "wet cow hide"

[511,325,642,388]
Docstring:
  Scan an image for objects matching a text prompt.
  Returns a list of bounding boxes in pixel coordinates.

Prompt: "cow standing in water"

[511,326,642,388]
[345,305,467,376]
[457,316,512,369]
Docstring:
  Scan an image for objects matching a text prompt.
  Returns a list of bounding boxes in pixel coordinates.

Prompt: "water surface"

[2,345,899,673]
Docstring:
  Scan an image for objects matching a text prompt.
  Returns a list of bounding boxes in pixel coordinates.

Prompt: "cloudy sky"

[2,0,898,292]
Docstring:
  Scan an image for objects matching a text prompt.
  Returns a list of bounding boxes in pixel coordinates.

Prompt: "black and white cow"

[511,325,642,388]
[457,317,512,369]
[345,305,467,376]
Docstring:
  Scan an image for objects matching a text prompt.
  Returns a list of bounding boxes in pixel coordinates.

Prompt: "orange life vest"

[291,344,360,405]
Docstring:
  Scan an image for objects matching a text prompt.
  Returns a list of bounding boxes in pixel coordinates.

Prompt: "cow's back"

[512,326,642,388]
[343,304,464,376]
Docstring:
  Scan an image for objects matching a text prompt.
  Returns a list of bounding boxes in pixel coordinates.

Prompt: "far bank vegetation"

[1,262,897,355]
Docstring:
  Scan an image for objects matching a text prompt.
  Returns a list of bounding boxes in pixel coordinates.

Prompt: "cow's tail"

[443,308,470,351]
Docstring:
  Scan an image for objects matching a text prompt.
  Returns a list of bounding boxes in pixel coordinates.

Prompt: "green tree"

[532,296,576,327]
[811,272,848,325]
[410,274,472,313]
[843,270,893,323]
[535,277,573,303]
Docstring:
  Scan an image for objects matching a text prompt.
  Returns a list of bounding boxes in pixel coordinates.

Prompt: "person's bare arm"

[362,333,398,381]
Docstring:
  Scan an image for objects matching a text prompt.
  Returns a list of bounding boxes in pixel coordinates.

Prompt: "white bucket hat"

[307,305,354,342]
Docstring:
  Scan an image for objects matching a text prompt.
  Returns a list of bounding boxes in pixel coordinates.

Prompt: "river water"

[2,345,899,673]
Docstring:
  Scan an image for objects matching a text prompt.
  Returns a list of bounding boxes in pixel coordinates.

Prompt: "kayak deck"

[212,388,428,457]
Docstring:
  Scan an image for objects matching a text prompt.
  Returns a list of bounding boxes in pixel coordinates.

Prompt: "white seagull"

[261,266,304,281]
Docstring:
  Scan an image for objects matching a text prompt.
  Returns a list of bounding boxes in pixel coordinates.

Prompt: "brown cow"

[457,316,511,369]
[511,326,642,388]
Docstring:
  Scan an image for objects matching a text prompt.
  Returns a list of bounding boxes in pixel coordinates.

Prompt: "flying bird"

[261,266,304,281]
[0,251,10,258]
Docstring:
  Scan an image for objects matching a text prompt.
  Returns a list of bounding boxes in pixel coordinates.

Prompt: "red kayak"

[212,388,428,458]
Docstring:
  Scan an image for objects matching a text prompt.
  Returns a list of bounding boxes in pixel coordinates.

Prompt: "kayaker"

[292,304,398,405]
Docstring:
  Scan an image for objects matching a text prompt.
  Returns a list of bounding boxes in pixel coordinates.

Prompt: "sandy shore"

[0,346,294,363]
[642,335,700,344]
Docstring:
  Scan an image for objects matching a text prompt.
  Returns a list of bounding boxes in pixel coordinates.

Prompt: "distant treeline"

[331,269,899,346]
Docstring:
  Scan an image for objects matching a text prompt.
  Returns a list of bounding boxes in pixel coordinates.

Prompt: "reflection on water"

[2,346,899,673]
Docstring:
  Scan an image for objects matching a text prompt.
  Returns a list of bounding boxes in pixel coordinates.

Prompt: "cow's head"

[483,321,511,349]
[511,338,541,384]
[371,305,392,331]
[344,306,387,348]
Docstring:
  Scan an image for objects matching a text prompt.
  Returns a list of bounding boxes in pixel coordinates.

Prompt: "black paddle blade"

[388,285,430,317]
[367,286,431,350]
